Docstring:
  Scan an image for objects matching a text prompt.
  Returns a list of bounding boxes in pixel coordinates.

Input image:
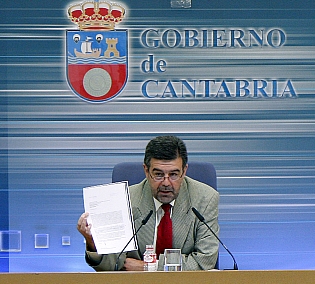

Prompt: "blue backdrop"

[1,0,314,272]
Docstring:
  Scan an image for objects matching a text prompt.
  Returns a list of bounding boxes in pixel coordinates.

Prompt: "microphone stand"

[192,207,238,270]
[114,210,153,271]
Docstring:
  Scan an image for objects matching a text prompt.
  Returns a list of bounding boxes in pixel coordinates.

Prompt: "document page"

[83,182,137,254]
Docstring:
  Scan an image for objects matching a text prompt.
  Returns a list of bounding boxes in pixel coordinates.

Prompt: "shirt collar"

[153,198,175,211]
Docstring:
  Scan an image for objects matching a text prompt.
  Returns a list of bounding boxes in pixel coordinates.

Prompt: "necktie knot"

[162,203,171,213]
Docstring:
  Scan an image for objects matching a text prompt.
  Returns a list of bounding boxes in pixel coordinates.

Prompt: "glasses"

[149,171,183,182]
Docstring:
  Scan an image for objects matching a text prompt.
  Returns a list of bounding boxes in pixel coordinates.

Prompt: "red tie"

[156,204,173,257]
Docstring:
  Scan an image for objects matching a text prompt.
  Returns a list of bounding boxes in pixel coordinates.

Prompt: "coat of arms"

[66,0,127,102]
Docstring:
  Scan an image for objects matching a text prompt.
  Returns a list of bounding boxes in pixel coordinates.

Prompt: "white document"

[83,181,137,255]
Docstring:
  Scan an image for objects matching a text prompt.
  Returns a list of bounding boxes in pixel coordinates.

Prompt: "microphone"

[192,207,238,270]
[114,210,153,271]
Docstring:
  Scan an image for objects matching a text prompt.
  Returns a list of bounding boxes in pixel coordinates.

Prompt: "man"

[77,135,219,271]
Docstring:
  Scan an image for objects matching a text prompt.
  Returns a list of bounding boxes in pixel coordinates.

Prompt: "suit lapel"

[133,181,156,255]
[172,179,193,249]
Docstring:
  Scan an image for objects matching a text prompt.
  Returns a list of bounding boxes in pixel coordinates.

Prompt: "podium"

[1,270,315,284]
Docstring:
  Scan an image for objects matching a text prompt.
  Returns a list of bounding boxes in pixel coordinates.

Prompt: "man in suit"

[77,135,219,271]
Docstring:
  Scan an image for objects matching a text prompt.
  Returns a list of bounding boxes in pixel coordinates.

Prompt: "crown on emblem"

[68,0,125,31]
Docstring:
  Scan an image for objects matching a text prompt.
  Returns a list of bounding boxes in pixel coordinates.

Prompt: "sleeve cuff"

[85,251,103,266]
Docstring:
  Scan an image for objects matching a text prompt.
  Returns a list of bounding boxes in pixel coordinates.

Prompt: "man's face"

[143,157,188,204]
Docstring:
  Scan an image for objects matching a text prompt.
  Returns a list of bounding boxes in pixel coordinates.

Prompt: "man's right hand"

[77,212,96,252]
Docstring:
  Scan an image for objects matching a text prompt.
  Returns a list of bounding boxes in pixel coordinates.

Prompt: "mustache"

[158,186,174,192]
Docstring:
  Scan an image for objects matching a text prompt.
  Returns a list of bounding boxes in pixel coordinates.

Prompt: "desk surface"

[1,270,315,284]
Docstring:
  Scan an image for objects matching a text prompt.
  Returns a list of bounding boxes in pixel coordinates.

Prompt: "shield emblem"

[66,29,128,102]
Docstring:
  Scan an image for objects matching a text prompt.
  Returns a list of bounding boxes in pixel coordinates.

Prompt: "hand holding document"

[83,182,137,255]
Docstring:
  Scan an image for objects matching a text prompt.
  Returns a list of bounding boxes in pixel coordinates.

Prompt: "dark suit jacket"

[86,176,219,271]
